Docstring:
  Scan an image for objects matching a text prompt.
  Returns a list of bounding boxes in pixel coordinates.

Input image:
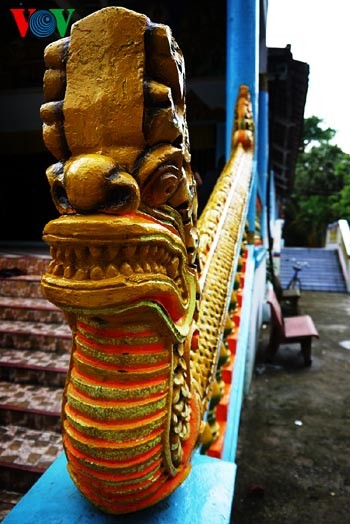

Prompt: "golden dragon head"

[40,6,201,514]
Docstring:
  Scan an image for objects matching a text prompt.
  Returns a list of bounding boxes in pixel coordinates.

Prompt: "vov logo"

[10,8,75,38]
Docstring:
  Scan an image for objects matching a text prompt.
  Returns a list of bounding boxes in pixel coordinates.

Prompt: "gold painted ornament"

[40,5,254,515]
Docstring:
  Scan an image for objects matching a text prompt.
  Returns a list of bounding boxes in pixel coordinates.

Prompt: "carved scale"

[40,7,254,515]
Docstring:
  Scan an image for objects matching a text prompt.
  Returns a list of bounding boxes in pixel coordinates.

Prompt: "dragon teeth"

[63,265,75,278]
[139,245,149,257]
[46,243,185,299]
[149,245,158,257]
[120,262,133,276]
[133,263,143,273]
[157,247,165,261]
[90,266,104,280]
[105,246,119,261]
[66,247,76,262]
[167,257,179,278]
[76,248,88,261]
[89,246,103,258]
[53,263,64,276]
[105,264,119,278]
[123,245,137,258]
[74,268,89,280]
[142,261,152,273]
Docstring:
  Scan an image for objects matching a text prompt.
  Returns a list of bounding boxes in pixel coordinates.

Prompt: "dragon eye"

[142,165,181,206]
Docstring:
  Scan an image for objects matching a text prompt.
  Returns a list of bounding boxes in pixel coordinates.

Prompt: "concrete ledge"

[3,452,236,524]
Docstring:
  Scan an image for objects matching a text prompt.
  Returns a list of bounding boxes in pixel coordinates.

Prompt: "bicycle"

[286,259,309,292]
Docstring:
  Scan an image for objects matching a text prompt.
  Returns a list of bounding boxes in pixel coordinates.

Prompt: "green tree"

[302,115,336,147]
[283,116,349,246]
[331,155,350,219]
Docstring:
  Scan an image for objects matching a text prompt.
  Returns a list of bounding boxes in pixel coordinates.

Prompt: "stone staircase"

[0,249,71,521]
[280,247,347,292]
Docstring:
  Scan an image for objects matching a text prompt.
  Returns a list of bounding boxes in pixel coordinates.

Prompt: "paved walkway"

[231,290,350,524]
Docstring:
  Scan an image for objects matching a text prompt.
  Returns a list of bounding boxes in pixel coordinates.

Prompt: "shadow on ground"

[230,291,350,524]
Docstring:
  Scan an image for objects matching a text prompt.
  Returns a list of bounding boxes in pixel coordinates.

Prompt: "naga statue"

[40,6,254,515]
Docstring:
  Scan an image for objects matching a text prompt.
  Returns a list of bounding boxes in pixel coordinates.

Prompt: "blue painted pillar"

[258,76,269,242]
[226,0,260,239]
[269,169,277,222]
[226,0,259,154]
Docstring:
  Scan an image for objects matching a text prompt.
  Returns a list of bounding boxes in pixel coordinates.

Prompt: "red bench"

[266,289,319,366]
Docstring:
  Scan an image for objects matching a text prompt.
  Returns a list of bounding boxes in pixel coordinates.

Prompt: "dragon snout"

[47,154,140,215]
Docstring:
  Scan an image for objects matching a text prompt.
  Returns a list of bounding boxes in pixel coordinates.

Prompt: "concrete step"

[0,296,65,324]
[0,424,63,493]
[0,275,44,299]
[0,381,63,432]
[0,320,71,353]
[0,253,50,276]
[0,250,68,511]
[0,349,69,387]
[280,247,347,292]
[300,284,346,292]
[0,489,23,522]
[281,272,346,283]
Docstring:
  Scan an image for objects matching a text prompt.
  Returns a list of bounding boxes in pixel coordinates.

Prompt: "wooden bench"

[281,287,301,315]
[271,274,300,315]
[266,288,319,366]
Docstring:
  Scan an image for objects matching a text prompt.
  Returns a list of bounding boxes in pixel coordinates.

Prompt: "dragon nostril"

[105,186,132,211]
[52,180,75,214]
[104,172,140,214]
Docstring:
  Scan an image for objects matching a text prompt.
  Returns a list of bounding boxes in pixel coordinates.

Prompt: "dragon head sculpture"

[40,7,202,514]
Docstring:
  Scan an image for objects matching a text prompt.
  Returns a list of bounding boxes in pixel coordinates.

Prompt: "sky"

[266,0,350,153]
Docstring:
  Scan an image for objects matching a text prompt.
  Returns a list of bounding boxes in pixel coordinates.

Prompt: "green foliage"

[331,156,350,219]
[283,116,350,246]
[302,115,336,147]
[294,143,345,196]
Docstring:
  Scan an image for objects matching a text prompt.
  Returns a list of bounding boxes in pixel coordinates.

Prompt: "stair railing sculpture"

[40,6,254,515]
